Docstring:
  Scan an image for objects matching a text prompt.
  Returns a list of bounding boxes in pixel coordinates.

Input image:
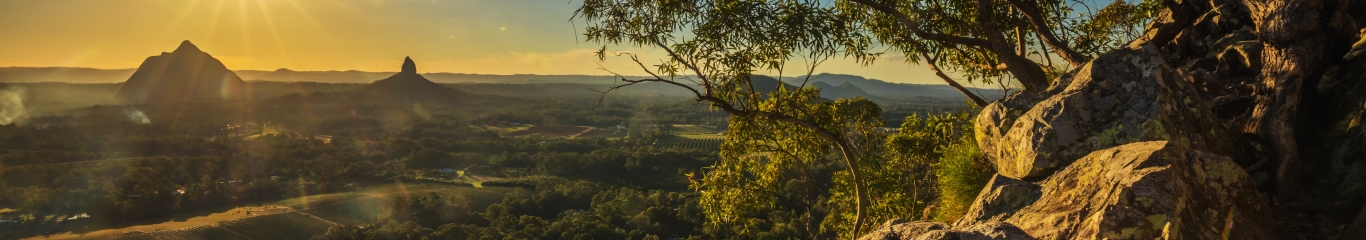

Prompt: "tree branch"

[975,0,1051,91]
[847,0,993,49]
[923,53,991,107]
[1003,0,1088,67]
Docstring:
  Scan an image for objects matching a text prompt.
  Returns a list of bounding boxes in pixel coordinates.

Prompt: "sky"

[0,0,963,85]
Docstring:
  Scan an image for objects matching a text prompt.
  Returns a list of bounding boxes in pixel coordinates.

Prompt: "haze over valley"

[9,0,1360,239]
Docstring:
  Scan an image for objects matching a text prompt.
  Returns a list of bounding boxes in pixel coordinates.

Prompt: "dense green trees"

[573,0,1168,236]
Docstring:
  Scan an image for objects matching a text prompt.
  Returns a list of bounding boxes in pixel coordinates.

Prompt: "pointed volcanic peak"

[359,57,472,103]
[116,40,246,104]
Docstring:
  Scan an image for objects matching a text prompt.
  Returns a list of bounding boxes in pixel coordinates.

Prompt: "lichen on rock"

[976,46,1247,180]
[999,141,1278,240]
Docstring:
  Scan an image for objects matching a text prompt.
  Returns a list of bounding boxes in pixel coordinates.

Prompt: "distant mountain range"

[0,67,134,84]
[2,60,1002,102]
[782,73,1003,100]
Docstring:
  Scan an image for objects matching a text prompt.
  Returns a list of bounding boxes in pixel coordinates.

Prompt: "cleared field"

[505,125,591,137]
[32,182,513,239]
[576,128,626,138]
[669,124,720,135]
[27,206,287,240]
[107,212,332,240]
[656,135,723,151]
[277,182,515,225]
[484,124,532,135]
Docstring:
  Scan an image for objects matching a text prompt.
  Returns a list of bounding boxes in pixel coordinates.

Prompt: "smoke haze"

[0,86,26,124]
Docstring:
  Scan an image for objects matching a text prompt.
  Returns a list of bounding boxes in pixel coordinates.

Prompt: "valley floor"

[18,182,515,240]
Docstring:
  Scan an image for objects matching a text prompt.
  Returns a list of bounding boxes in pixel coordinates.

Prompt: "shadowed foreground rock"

[862,141,1278,240]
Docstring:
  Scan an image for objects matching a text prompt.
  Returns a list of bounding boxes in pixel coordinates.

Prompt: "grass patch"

[931,138,993,222]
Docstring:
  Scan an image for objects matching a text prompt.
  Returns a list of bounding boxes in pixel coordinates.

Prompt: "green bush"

[931,137,993,222]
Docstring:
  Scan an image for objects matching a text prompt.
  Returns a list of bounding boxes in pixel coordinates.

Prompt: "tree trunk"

[1004,0,1089,67]
[975,0,1051,91]
[1239,0,1327,200]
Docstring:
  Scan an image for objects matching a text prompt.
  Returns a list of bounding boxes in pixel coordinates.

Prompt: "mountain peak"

[174,40,200,53]
[117,40,245,103]
[402,56,417,74]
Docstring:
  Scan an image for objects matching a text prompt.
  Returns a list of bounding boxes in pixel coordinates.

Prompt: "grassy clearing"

[106,212,332,240]
[656,134,723,151]
[277,181,515,225]
[25,206,289,240]
[25,182,514,239]
[669,124,721,135]
[485,124,533,136]
[505,125,590,137]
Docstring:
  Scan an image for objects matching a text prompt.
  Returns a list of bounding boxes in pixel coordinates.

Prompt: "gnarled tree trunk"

[1238,0,1354,200]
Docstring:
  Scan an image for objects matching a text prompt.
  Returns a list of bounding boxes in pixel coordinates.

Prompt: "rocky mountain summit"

[116,40,245,103]
[861,0,1366,239]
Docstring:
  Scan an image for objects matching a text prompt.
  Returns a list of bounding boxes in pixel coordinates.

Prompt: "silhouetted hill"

[784,73,1001,100]
[0,67,133,83]
[747,75,798,94]
[811,81,882,100]
[115,40,246,103]
[356,57,473,103]
[234,70,629,84]
[238,69,393,83]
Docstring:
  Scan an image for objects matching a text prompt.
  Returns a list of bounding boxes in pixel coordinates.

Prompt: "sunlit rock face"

[1000,141,1277,240]
[863,142,1278,240]
[975,47,1249,180]
[116,40,245,103]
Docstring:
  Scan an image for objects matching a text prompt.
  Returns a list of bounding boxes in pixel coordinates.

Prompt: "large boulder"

[953,174,1041,226]
[859,219,1033,240]
[999,141,1278,240]
[860,141,1278,240]
[975,46,1247,180]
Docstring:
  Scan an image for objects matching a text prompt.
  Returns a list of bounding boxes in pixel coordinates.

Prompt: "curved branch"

[847,0,993,49]
[924,53,991,107]
[974,0,1050,91]
[1003,0,1088,67]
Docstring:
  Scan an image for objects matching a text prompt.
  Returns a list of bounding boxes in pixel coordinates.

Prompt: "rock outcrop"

[864,142,1278,240]
[1000,141,1276,239]
[401,56,417,74]
[859,219,1033,240]
[953,175,1040,226]
[116,40,246,103]
[975,46,1247,180]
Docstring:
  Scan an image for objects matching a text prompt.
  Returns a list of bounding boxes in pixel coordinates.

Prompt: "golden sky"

[0,0,962,85]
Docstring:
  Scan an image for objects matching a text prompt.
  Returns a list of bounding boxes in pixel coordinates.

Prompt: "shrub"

[930,137,993,222]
